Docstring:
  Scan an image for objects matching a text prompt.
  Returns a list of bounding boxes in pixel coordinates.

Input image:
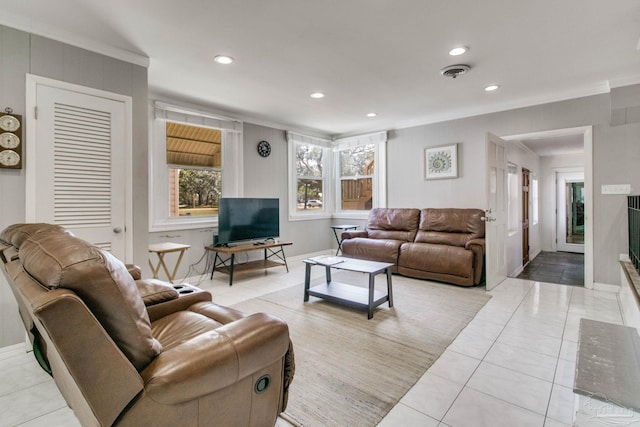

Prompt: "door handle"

[113,226,123,234]
[481,216,496,222]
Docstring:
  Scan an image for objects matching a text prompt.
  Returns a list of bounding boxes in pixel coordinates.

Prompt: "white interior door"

[485,133,508,290]
[26,76,132,260]
[557,171,585,253]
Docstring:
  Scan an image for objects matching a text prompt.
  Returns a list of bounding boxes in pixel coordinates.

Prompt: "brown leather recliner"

[0,223,294,427]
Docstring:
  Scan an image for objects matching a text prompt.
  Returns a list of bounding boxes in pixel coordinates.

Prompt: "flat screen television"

[217,198,279,246]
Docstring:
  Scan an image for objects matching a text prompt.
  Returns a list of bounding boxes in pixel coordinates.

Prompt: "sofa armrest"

[465,238,485,284]
[342,230,368,240]
[142,313,290,405]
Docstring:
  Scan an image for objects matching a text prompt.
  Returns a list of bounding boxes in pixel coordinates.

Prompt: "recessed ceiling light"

[310,92,325,99]
[366,112,377,117]
[449,46,468,56]
[214,55,234,64]
[485,84,500,92]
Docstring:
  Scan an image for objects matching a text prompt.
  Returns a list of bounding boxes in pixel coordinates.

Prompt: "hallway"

[517,251,584,286]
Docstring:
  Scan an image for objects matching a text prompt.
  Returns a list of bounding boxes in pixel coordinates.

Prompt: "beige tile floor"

[1,257,639,427]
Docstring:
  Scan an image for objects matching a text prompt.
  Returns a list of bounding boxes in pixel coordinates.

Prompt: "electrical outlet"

[601,184,631,195]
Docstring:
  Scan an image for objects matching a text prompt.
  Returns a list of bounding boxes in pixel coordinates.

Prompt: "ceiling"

[520,134,584,157]
[2,0,639,137]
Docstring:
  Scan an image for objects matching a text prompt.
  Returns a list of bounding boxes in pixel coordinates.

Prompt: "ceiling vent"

[440,64,471,78]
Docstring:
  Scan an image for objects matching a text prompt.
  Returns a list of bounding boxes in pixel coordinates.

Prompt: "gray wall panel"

[0,24,148,347]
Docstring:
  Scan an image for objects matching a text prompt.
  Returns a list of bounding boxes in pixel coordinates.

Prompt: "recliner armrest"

[126,264,142,280]
[465,238,485,285]
[136,279,179,306]
[465,238,485,252]
[142,313,290,405]
[146,285,213,322]
[342,230,368,240]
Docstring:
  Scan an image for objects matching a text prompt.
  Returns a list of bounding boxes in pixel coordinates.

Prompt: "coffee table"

[303,256,394,319]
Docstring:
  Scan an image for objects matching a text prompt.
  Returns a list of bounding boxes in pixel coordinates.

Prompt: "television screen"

[217,198,280,246]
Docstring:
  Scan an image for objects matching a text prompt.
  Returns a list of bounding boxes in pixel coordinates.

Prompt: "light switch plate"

[601,184,631,195]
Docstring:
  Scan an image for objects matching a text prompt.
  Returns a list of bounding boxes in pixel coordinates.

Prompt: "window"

[287,132,331,219]
[166,122,222,217]
[334,132,387,216]
[150,101,243,231]
[507,162,519,234]
[531,175,539,225]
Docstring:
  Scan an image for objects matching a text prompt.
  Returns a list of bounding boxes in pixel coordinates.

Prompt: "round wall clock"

[0,150,20,167]
[0,133,20,149]
[257,140,271,157]
[0,115,20,132]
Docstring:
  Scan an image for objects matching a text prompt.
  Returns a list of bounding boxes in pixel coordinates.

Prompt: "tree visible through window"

[295,143,324,211]
[166,122,222,217]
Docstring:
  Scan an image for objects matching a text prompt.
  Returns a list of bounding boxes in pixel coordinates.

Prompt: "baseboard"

[510,265,525,277]
[592,282,620,293]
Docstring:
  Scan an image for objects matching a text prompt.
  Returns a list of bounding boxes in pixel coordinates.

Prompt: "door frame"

[556,171,585,253]
[25,74,134,262]
[501,126,593,289]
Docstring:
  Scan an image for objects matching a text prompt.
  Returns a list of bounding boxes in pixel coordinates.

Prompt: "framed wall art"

[425,143,458,180]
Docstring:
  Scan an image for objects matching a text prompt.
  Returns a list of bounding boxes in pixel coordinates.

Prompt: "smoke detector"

[440,64,471,78]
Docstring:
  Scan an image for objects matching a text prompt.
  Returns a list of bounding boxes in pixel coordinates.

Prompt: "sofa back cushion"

[19,232,162,371]
[416,208,485,246]
[366,208,421,242]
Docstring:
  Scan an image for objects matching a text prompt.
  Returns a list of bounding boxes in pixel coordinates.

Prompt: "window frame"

[149,101,243,232]
[333,132,387,219]
[287,131,332,221]
[531,174,539,226]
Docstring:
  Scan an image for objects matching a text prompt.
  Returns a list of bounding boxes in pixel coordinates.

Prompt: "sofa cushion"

[19,232,162,371]
[399,242,473,279]
[341,237,403,264]
[415,208,485,246]
[151,311,223,351]
[366,208,420,242]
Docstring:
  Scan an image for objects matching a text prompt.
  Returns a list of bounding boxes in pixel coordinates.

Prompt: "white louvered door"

[28,81,128,259]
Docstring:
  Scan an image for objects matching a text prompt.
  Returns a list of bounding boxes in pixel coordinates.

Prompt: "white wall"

[384,89,640,287]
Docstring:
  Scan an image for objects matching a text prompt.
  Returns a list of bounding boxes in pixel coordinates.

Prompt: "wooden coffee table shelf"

[205,241,292,286]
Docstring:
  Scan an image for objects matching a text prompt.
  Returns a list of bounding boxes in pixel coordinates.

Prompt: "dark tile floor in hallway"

[517,251,584,286]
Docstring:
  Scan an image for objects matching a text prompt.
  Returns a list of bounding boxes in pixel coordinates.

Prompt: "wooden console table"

[205,241,292,286]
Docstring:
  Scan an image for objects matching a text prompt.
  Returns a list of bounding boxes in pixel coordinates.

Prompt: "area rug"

[231,272,490,427]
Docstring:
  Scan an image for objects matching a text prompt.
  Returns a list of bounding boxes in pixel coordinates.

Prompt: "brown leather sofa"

[341,208,485,286]
[0,223,294,427]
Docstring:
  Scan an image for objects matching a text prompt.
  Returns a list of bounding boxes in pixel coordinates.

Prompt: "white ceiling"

[520,134,584,157]
[2,0,639,137]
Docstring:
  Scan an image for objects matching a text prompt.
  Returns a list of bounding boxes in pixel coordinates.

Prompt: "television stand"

[205,241,292,286]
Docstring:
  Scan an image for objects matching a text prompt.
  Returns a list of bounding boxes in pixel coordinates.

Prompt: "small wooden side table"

[330,224,358,255]
[148,242,191,283]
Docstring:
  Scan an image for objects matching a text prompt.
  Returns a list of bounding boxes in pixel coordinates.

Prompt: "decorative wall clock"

[257,140,271,157]
[0,110,22,169]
